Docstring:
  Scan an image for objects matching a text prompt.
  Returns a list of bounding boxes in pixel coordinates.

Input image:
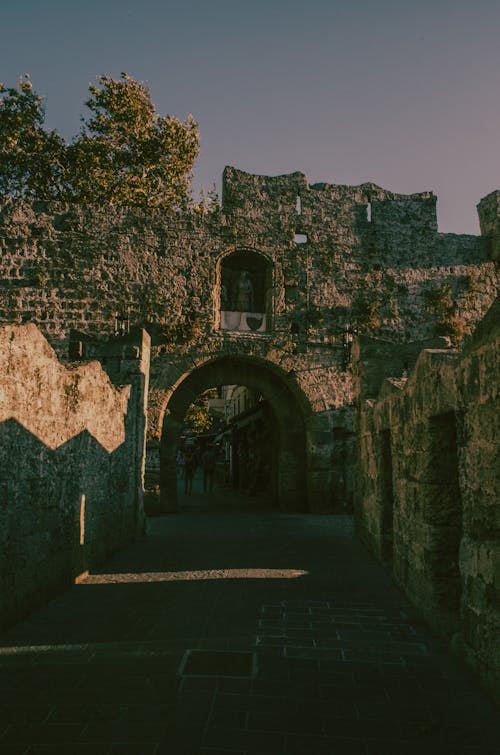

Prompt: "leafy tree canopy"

[0,75,66,200]
[184,389,217,434]
[0,73,200,211]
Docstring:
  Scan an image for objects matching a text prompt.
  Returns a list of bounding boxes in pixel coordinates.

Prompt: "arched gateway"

[154,355,310,512]
[0,167,496,518]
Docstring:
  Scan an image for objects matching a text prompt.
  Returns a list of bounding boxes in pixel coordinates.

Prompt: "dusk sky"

[1,0,499,234]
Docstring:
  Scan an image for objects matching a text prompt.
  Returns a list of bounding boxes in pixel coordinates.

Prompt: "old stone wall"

[0,167,497,512]
[478,190,500,261]
[354,298,500,700]
[0,324,149,630]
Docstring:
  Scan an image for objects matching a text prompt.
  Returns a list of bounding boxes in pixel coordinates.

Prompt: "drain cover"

[179,650,256,678]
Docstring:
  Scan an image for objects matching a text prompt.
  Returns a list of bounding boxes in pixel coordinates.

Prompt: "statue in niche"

[233,270,254,312]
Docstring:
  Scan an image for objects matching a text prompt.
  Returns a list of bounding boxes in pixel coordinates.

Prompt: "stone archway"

[158,355,310,513]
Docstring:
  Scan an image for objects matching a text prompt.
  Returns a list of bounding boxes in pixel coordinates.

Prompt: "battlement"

[221,166,438,241]
[0,168,497,360]
[220,167,492,269]
[222,165,435,209]
[477,190,500,260]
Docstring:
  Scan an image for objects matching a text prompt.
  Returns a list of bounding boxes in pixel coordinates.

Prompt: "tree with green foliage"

[67,73,199,210]
[0,75,66,200]
[0,73,200,211]
[184,389,217,434]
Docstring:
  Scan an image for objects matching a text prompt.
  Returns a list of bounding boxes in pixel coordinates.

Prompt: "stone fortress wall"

[354,298,500,702]
[0,167,498,691]
[0,324,149,630]
[1,169,496,352]
[0,168,498,512]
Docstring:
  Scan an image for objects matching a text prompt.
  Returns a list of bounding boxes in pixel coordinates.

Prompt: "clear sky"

[1,0,499,234]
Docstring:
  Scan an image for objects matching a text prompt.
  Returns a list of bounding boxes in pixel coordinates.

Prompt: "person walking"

[176,448,185,479]
[201,444,217,495]
[184,447,197,495]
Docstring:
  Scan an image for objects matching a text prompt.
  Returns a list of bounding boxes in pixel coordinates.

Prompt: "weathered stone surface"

[478,190,500,261]
[0,324,130,452]
[0,168,498,513]
[0,166,498,699]
[0,324,149,630]
[354,296,500,702]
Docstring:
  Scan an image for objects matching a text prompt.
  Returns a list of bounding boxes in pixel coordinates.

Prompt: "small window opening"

[294,233,307,244]
[296,194,302,215]
[366,202,372,223]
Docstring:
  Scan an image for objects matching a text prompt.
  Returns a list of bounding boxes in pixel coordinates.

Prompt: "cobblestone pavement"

[1,482,499,754]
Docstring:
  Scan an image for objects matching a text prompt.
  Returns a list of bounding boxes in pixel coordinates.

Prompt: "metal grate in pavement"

[178,649,257,678]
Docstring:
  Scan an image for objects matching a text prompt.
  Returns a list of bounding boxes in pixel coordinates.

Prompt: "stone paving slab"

[0,495,498,754]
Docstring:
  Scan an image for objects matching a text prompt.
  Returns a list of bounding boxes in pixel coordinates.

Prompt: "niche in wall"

[219,251,272,333]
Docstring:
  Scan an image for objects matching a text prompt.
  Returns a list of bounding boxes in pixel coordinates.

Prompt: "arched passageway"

[158,356,310,513]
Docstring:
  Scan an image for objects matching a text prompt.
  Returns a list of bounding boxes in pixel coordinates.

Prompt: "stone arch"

[158,354,310,513]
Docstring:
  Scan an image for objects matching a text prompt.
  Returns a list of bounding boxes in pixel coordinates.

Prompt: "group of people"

[177,444,217,496]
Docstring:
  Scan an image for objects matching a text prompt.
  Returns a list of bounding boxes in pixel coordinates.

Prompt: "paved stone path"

[0,482,498,754]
